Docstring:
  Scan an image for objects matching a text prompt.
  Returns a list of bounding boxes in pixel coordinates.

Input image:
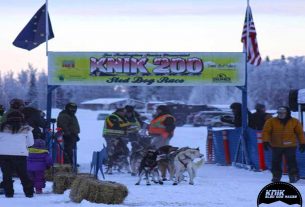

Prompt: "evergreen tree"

[36,71,48,110]
[0,72,5,106]
[27,66,38,108]
[55,87,66,109]
[1,56,305,111]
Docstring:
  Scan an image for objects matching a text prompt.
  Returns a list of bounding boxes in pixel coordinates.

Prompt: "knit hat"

[65,102,77,110]
[255,103,265,111]
[10,98,25,110]
[125,105,134,113]
[157,105,170,114]
[230,102,242,110]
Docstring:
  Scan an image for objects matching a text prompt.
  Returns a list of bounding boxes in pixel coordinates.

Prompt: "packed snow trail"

[0,109,304,207]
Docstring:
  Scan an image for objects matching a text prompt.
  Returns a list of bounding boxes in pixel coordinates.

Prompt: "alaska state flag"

[13,4,54,51]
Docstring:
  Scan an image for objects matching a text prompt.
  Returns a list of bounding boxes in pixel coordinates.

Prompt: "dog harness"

[178,154,193,169]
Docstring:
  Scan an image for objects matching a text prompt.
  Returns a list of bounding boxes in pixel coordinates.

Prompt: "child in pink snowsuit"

[27,139,53,194]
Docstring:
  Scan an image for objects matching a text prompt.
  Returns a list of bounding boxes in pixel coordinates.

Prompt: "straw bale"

[45,164,73,181]
[70,176,128,204]
[52,172,76,194]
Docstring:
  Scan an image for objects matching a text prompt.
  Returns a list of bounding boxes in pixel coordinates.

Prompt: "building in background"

[80,98,145,111]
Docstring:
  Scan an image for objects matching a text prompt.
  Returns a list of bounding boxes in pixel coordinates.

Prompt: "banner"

[48,52,246,86]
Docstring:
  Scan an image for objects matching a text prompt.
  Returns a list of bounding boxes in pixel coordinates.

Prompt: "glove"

[263,142,271,151]
[299,144,305,153]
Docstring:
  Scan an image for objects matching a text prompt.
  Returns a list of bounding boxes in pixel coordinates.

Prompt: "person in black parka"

[248,103,272,130]
[56,103,80,164]
[221,102,252,128]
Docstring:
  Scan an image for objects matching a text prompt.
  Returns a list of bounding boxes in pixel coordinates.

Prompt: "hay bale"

[70,176,128,204]
[52,173,92,194]
[52,172,76,194]
[45,164,73,181]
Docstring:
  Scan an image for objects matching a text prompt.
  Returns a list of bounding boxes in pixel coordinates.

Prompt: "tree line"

[0,56,304,111]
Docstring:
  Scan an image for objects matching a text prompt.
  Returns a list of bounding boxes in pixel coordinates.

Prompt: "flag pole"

[45,0,49,56]
[247,0,250,55]
[241,0,251,168]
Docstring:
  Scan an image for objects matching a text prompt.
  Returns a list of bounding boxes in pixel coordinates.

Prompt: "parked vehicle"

[167,104,222,126]
[184,105,223,125]
[145,101,166,114]
[143,101,225,126]
[193,111,234,127]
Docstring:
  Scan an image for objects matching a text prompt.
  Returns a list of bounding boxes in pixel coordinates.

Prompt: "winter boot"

[0,181,4,195]
[25,194,34,198]
[271,177,281,183]
[289,174,300,183]
[23,184,34,198]
[35,188,43,194]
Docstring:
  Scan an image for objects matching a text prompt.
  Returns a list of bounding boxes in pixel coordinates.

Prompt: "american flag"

[241,6,261,66]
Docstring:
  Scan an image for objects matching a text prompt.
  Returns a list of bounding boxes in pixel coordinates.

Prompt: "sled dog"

[135,149,163,185]
[173,147,204,185]
[130,136,152,176]
[156,145,179,181]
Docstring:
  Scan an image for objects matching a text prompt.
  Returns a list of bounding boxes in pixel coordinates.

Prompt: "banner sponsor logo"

[212,73,232,83]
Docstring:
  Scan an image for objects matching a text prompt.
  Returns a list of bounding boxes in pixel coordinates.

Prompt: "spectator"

[57,103,80,165]
[0,105,5,194]
[0,105,4,124]
[221,102,251,128]
[0,111,34,198]
[262,106,305,183]
[248,103,272,130]
[148,105,176,148]
[22,107,47,140]
[1,98,25,123]
[27,139,53,194]
[124,105,143,141]
[103,107,131,174]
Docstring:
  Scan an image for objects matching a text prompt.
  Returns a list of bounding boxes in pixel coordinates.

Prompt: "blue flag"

[13,4,54,51]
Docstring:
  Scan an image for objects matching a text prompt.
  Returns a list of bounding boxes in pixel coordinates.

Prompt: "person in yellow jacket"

[262,106,305,183]
[103,107,131,174]
[149,105,176,149]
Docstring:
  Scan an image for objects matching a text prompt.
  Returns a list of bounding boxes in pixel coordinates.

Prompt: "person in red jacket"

[149,105,176,149]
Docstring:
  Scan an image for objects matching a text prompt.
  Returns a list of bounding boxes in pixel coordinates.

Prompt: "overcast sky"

[1,0,305,73]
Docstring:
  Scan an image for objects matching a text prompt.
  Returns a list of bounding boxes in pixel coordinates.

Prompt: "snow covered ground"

[1,109,304,207]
